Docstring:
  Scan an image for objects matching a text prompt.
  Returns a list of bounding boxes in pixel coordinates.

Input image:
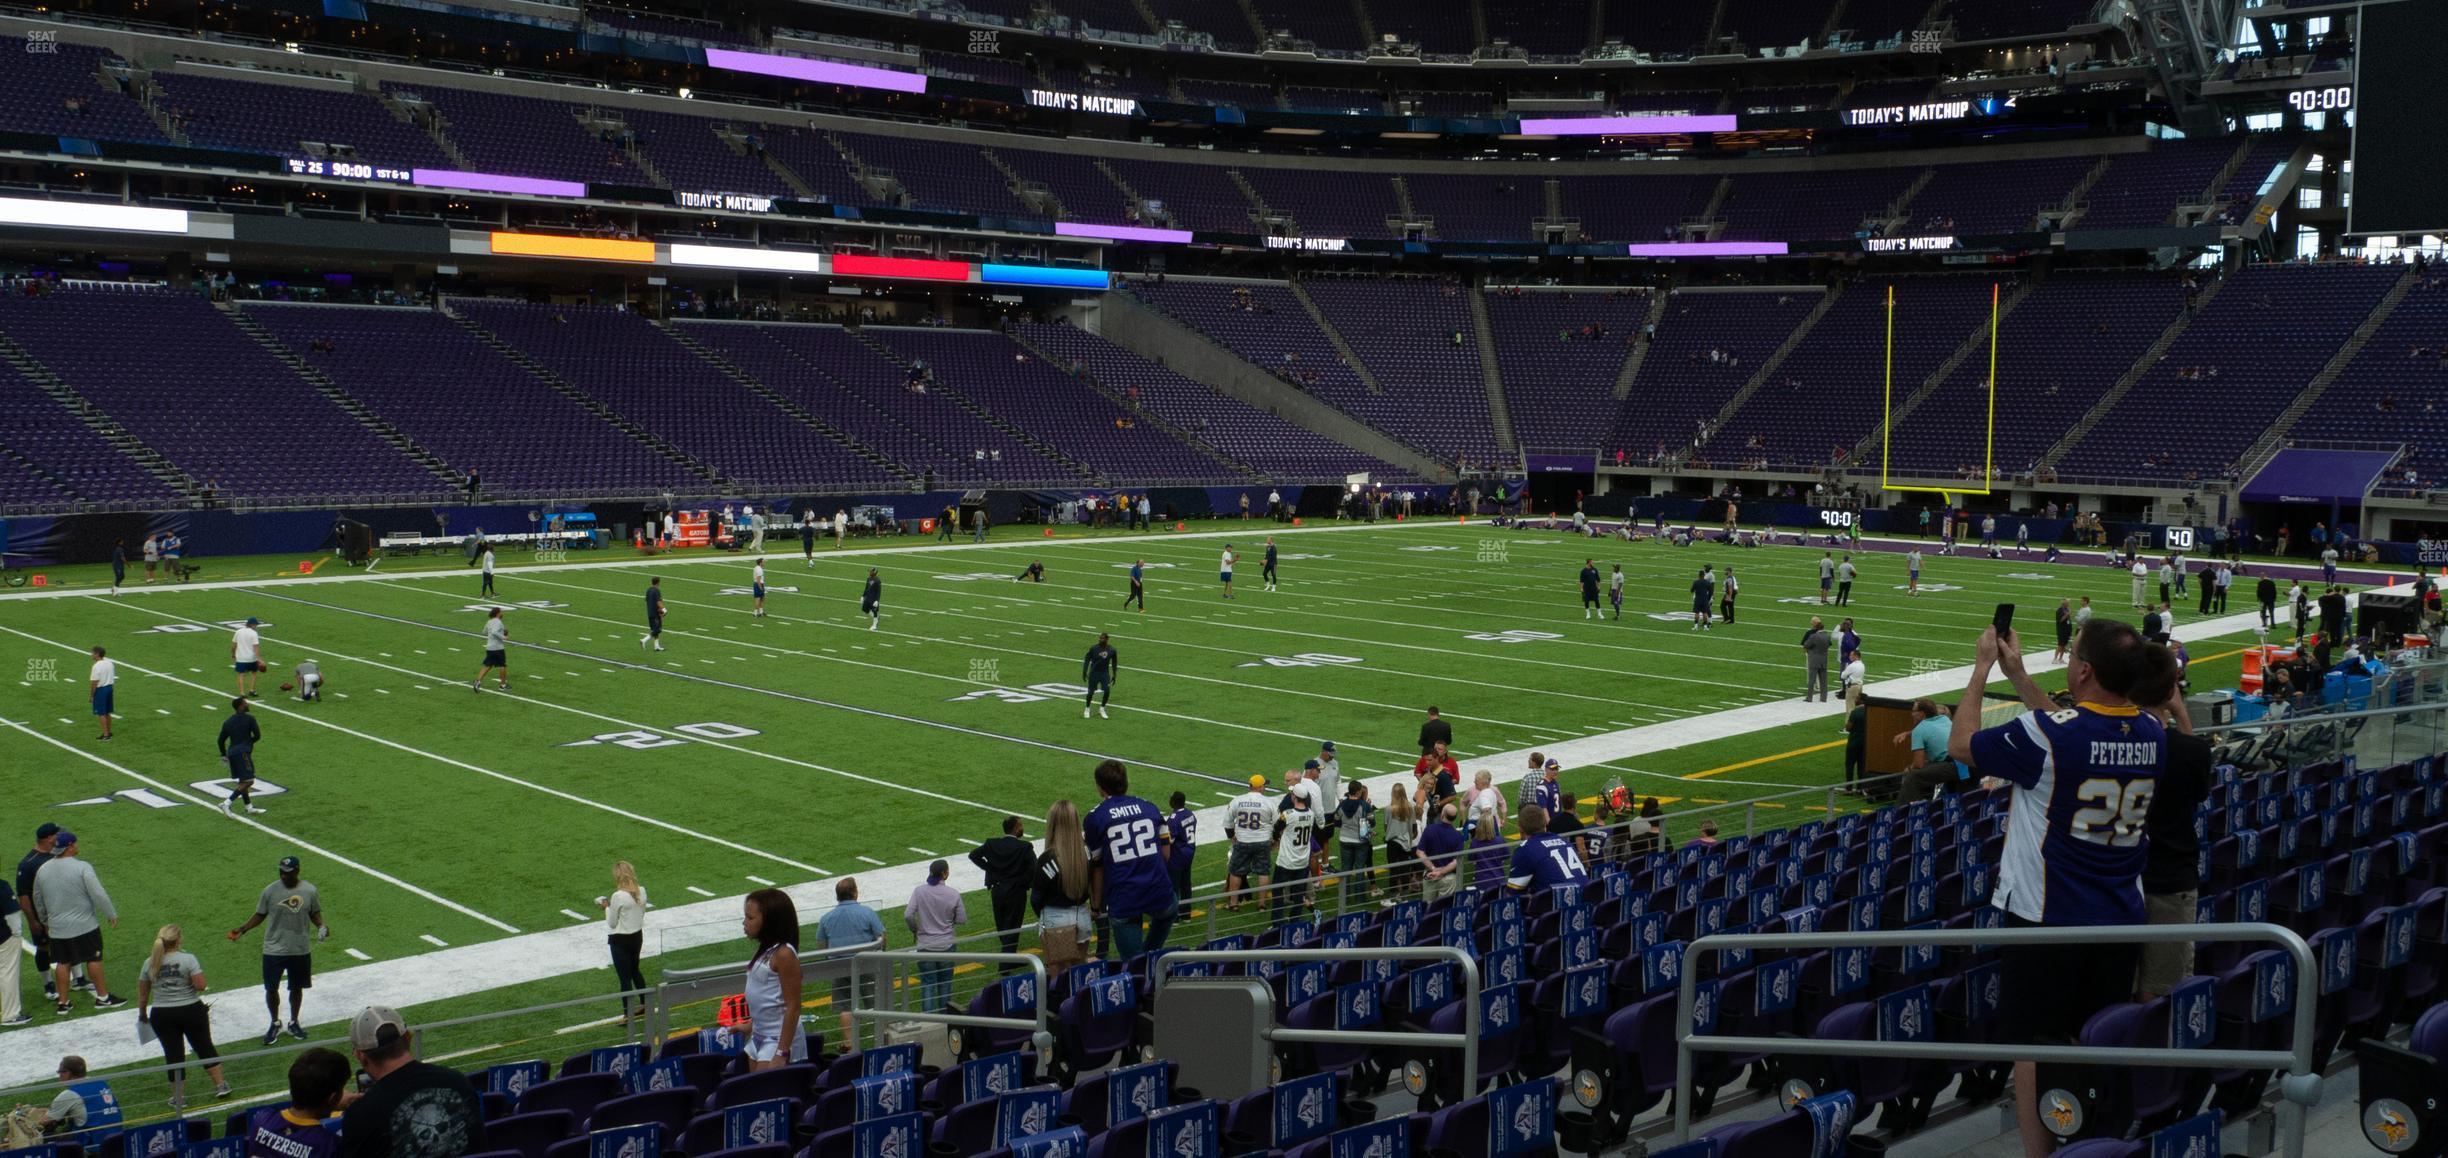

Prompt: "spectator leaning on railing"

[1948,618,2178,1158]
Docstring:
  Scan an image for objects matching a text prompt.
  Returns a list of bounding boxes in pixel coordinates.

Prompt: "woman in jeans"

[1032,800,1094,983]
[598,861,648,1021]
[1381,785,1421,897]
[137,925,229,1109]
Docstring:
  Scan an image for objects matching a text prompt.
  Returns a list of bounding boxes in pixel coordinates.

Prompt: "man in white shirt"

[231,617,265,700]
[141,535,160,585]
[1267,489,1282,521]
[2131,560,2149,608]
[743,504,763,551]
[833,509,848,548]
[1137,495,1151,532]
[478,544,496,597]
[750,558,768,619]
[1223,776,1279,910]
[1841,652,1868,711]
[1270,793,1318,923]
[1220,546,1237,600]
[89,647,117,742]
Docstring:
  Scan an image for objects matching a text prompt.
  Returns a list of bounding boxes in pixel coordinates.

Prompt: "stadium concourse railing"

[1672,923,2325,1157]
[1152,945,1484,1091]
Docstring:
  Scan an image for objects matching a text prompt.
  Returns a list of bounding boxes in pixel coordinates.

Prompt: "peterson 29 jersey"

[1969,703,2165,926]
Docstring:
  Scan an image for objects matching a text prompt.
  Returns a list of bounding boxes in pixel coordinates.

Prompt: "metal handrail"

[2194,696,2446,738]
[1671,922,2323,1156]
[848,949,1053,1061]
[1154,946,1481,1088]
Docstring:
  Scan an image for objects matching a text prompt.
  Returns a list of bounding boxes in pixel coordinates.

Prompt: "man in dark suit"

[1417,706,1453,756]
[967,816,1036,969]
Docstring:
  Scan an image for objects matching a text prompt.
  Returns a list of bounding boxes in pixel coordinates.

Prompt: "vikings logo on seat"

[1016,1101,1049,1137]
[1769,967,1791,1007]
[1106,979,1128,1006]
[746,1115,777,1146]
[2042,1090,2083,1136]
[1894,997,1923,1040]
[1128,1074,1158,1115]
[1295,1085,1327,1129]
[613,1136,646,1158]
[2366,1100,2418,1152]
[1512,1093,1541,1139]
[983,1066,1010,1096]
[1778,1078,1815,1109]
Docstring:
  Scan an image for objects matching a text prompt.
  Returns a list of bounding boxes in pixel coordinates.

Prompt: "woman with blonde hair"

[1032,799,1094,981]
[1381,783,1421,898]
[1467,810,1509,893]
[598,861,648,1021]
[138,925,229,1109]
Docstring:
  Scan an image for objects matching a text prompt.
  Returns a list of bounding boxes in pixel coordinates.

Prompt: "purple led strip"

[705,48,928,95]
[1625,240,1790,257]
[1519,114,1739,135]
[413,170,589,198]
[1054,222,1195,244]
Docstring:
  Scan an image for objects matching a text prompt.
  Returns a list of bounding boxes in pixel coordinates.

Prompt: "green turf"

[0,518,2295,1104]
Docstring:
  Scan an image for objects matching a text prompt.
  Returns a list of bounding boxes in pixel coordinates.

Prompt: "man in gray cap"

[229,855,327,1045]
[339,1006,483,1158]
[31,832,122,1012]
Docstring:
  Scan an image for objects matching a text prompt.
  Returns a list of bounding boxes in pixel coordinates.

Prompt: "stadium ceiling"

[2127,0,2247,135]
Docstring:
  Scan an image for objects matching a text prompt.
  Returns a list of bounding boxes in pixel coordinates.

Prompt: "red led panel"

[830,254,972,282]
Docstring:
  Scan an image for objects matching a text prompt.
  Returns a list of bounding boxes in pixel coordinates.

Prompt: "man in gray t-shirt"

[229,855,326,1045]
[32,834,122,1011]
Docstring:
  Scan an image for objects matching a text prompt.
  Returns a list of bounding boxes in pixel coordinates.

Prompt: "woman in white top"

[598,861,648,1021]
[138,925,229,1109]
[740,889,803,1070]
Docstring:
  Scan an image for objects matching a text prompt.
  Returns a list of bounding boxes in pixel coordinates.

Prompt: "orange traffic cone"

[1292,518,1302,526]
[1043,527,1054,537]
[1175,521,1186,532]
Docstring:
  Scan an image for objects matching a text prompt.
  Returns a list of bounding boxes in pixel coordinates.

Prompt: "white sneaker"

[868,620,878,631]
[1098,706,1109,719]
[1083,707,1092,718]
[653,643,665,651]
[219,800,232,817]
[639,635,650,649]
[246,806,266,815]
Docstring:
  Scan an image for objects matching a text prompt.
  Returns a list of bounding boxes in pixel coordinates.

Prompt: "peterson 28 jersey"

[1969,703,2165,926]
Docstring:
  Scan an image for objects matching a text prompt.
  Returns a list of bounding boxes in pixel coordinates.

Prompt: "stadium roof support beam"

[2131,0,2244,136]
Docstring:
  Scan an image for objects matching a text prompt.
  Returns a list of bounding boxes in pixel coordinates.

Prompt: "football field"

[0,516,2280,1091]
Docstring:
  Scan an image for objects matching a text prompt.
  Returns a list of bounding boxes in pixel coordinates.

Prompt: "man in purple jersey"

[245,1048,347,1158]
[1084,760,1175,957]
[1504,806,1588,895]
[1163,792,1198,902]
[1949,618,2178,1158]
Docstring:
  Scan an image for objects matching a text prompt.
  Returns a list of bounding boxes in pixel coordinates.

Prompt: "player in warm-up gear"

[1608,565,1625,620]
[1220,546,1237,599]
[1123,560,1145,611]
[750,559,768,618]
[1262,538,1279,591]
[1579,560,1602,619]
[1720,566,1740,624]
[800,512,817,568]
[1082,633,1118,719]
[640,577,667,650]
[291,660,322,703]
[1691,566,1717,630]
[473,607,510,692]
[1835,556,1856,606]
[218,698,265,816]
[1817,553,1836,604]
[1016,561,1045,582]
[228,855,326,1044]
[860,568,883,630]
[1906,549,1924,597]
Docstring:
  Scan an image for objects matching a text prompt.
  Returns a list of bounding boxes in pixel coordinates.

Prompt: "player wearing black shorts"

[861,568,883,631]
[1082,633,1118,720]
[229,855,326,1045]
[640,577,666,651]
[1016,562,1045,582]
[1262,539,1279,592]
[217,699,264,816]
[1579,560,1602,619]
